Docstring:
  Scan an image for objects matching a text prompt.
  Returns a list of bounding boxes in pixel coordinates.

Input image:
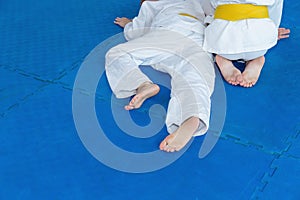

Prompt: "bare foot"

[240,56,265,88]
[124,82,160,110]
[215,55,242,86]
[159,117,200,152]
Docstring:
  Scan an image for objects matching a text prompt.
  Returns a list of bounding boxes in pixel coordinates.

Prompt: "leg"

[215,54,242,86]
[155,50,214,152]
[106,47,160,110]
[105,30,190,99]
[240,56,265,87]
[105,46,153,100]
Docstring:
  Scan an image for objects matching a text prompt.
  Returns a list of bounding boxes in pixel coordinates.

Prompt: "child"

[106,0,215,152]
[202,0,290,87]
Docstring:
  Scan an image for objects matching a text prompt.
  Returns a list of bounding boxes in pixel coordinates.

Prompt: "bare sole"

[215,55,242,86]
[240,56,265,88]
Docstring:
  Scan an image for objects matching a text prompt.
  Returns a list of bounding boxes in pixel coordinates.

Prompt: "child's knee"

[105,45,125,66]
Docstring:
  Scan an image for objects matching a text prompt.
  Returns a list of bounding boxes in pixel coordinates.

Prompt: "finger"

[279,28,291,34]
[278,35,289,40]
[279,29,290,35]
[279,35,290,39]
[279,32,290,37]
[279,31,290,37]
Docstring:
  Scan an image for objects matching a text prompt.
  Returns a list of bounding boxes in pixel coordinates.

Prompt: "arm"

[268,0,290,40]
[121,1,157,41]
[199,0,217,25]
[269,0,283,27]
[199,0,215,16]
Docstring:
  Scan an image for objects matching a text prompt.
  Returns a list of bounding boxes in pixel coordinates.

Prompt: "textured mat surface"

[0,84,275,199]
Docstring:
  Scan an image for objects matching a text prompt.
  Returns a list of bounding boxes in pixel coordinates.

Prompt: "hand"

[278,27,290,40]
[114,17,132,28]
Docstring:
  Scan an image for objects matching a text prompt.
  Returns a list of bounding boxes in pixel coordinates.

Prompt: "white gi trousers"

[105,30,215,136]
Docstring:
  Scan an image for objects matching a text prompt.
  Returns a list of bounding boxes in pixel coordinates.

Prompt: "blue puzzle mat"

[0,0,299,199]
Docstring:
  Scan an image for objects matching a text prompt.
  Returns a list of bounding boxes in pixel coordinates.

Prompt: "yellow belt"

[214,4,269,21]
[179,13,198,20]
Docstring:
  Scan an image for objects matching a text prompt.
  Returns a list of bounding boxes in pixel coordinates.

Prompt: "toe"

[124,105,134,110]
[130,97,137,105]
[239,79,248,87]
[169,148,175,153]
[159,139,168,150]
[160,134,174,150]
[164,145,175,153]
[236,75,243,83]
[163,145,169,151]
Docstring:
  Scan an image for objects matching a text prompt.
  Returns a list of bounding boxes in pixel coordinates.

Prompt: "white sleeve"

[123,2,156,40]
[198,0,216,25]
[199,0,215,16]
[268,0,284,27]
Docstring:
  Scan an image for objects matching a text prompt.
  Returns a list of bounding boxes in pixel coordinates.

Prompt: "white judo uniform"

[105,0,215,136]
[202,0,284,60]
